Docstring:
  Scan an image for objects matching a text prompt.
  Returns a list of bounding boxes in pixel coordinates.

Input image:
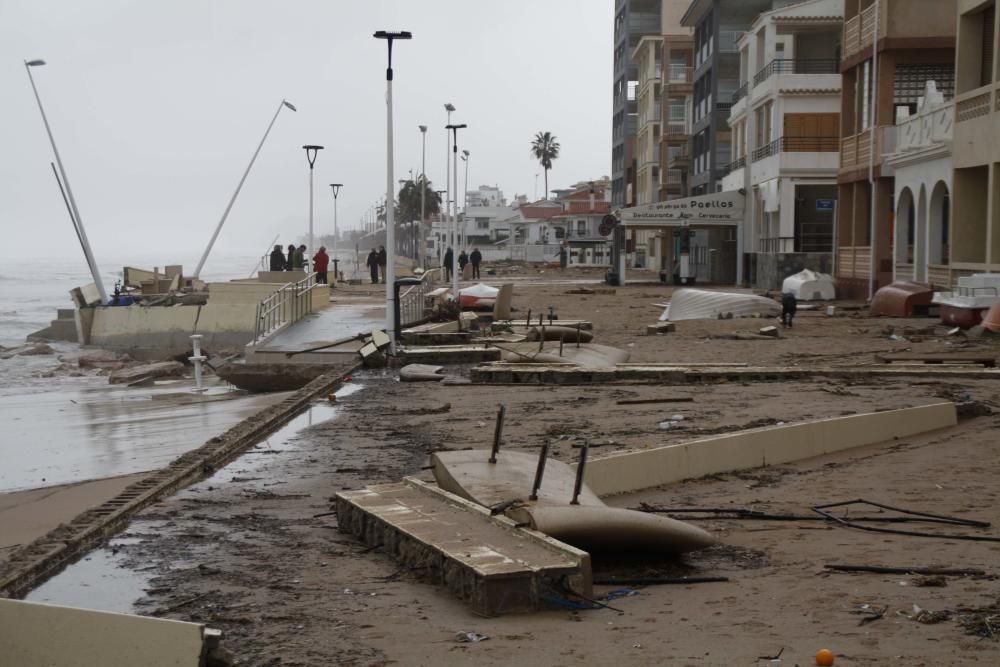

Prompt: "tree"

[397,176,441,223]
[530,131,560,200]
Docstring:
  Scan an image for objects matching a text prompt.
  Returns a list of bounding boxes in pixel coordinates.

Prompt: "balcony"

[955,87,992,123]
[839,126,894,171]
[723,155,746,175]
[752,59,840,87]
[843,2,884,60]
[731,82,748,104]
[753,136,840,162]
[665,65,693,85]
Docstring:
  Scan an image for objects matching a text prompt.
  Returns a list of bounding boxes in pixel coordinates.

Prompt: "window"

[555,227,565,240]
[476,218,489,230]
[577,220,587,236]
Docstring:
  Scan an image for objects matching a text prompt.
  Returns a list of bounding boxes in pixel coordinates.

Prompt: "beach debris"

[759,326,780,338]
[811,499,1000,542]
[645,322,675,335]
[108,360,185,385]
[525,325,592,343]
[457,283,499,310]
[0,342,55,359]
[852,603,887,625]
[616,396,693,405]
[399,364,446,382]
[815,648,835,665]
[782,269,836,301]
[77,350,132,369]
[659,289,781,322]
[898,603,951,624]
[956,600,1000,639]
[824,564,986,577]
[359,329,391,366]
[592,576,728,586]
[455,632,490,643]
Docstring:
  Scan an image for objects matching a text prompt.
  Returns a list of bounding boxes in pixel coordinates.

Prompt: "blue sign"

[816,199,835,212]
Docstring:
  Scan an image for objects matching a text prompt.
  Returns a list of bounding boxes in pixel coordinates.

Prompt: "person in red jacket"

[312,246,330,284]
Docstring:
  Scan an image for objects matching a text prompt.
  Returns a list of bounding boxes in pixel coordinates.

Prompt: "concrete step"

[335,478,591,616]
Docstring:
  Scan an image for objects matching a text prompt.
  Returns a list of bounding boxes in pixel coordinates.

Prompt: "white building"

[883,81,953,286]
[722,0,843,288]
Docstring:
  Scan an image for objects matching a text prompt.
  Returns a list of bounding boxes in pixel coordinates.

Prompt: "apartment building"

[952,0,1000,276]
[552,181,614,266]
[613,0,662,207]
[659,34,696,201]
[722,0,843,288]
[682,0,776,197]
[634,35,665,207]
[835,0,956,299]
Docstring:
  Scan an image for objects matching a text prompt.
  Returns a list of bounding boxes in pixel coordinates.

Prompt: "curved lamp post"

[24,58,108,301]
[194,99,297,278]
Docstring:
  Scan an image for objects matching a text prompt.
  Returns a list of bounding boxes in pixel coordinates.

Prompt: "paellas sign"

[619,190,745,225]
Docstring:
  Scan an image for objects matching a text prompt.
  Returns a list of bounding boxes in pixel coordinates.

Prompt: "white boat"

[660,288,781,322]
[782,269,836,301]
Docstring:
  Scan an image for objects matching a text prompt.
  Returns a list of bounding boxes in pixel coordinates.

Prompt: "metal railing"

[753,58,840,87]
[252,272,320,345]
[398,269,437,328]
[731,82,748,103]
[723,155,746,174]
[752,136,839,162]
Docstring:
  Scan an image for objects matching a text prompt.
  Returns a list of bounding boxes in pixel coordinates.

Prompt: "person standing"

[366,248,380,285]
[292,245,306,270]
[443,246,454,282]
[312,246,329,284]
[377,245,387,284]
[469,247,482,279]
[269,245,286,272]
[285,244,297,271]
[458,250,468,277]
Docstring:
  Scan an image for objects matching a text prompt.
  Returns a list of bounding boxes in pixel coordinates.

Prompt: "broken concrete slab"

[396,345,502,365]
[399,364,446,382]
[335,478,592,616]
[759,326,780,338]
[579,403,957,496]
[524,326,593,343]
[0,598,220,667]
[108,361,185,385]
[493,283,513,320]
[646,322,676,335]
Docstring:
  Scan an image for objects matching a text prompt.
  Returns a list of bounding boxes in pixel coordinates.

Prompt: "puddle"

[26,538,150,614]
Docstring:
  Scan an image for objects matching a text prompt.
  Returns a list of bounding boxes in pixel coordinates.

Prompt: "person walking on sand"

[377,246,387,283]
[469,247,482,279]
[443,246,454,282]
[285,244,297,271]
[366,248,379,284]
[269,245,285,272]
[312,246,329,284]
[458,250,469,278]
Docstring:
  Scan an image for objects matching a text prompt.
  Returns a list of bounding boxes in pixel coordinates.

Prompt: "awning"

[619,190,745,227]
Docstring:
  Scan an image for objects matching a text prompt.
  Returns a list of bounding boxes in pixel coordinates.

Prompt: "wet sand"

[17,271,1000,665]
[0,473,146,563]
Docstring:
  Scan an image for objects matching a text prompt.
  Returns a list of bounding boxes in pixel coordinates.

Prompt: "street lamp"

[193,99,297,278]
[330,183,342,278]
[419,125,427,269]
[375,29,412,355]
[24,58,108,301]
[461,149,470,249]
[443,104,455,278]
[302,144,324,267]
[446,123,467,294]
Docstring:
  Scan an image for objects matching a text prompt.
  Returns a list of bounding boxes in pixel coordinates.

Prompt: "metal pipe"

[868,0,880,300]
[489,404,505,463]
[529,440,550,501]
[570,440,589,505]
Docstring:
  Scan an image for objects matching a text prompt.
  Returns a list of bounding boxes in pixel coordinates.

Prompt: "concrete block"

[646,322,676,335]
[493,283,513,320]
[579,403,957,496]
[759,326,780,338]
[0,598,213,667]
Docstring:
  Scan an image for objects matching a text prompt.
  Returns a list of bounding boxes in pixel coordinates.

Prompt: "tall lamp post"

[435,189,446,262]
[302,145,324,267]
[329,183,342,278]
[419,125,427,269]
[461,149,470,250]
[194,99,297,278]
[443,104,455,276]
[446,123,467,294]
[375,29,412,355]
[25,58,108,302]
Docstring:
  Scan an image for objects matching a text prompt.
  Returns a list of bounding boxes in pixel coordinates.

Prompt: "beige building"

[834,0,957,299]
[952,0,1000,274]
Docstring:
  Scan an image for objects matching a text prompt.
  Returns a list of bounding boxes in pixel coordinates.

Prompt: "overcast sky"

[0,0,612,266]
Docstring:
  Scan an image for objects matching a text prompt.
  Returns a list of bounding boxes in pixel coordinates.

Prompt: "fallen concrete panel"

[470,363,1000,385]
[397,344,502,365]
[579,403,957,497]
[0,598,215,666]
[495,319,593,331]
[335,478,591,616]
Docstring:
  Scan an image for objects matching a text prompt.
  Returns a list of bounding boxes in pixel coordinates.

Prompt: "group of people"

[365,246,388,284]
[442,247,483,281]
[268,244,333,284]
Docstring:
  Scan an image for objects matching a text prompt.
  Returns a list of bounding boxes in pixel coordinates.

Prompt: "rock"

[759,326,780,338]
[17,343,55,356]
[108,361,186,385]
[78,351,132,370]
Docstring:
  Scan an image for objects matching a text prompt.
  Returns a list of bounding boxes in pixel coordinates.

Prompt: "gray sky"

[0,0,612,266]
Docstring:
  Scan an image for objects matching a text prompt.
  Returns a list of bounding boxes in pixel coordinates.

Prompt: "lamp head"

[463,150,470,157]
[445,123,468,130]
[282,100,297,111]
[25,59,46,67]
[330,183,343,196]
[419,124,427,132]
[374,30,412,40]
[444,103,455,112]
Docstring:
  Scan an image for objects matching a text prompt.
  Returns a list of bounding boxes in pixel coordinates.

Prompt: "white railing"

[252,272,320,344]
[398,269,438,328]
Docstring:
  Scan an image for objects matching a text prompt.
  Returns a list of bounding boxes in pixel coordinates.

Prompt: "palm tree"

[397,175,441,223]
[530,131,560,200]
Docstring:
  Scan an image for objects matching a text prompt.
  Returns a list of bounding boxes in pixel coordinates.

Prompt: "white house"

[722,0,843,288]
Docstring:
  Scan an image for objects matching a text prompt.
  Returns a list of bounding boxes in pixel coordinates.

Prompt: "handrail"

[753,58,840,87]
[252,272,320,345]
[398,269,438,329]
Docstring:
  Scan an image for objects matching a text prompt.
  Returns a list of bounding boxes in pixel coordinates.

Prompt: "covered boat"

[870,281,934,317]
[782,269,836,301]
[457,283,499,309]
[932,274,1000,328]
[660,288,781,322]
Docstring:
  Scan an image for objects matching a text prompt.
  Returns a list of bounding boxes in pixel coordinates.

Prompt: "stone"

[759,326,780,338]
[108,361,185,385]
[17,343,55,356]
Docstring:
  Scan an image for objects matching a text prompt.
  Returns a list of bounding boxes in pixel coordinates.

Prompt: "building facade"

[722,0,843,288]
[659,33,696,201]
[952,0,1000,277]
[835,0,957,299]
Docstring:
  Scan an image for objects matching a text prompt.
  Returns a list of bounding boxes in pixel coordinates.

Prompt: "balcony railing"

[723,155,746,175]
[839,126,893,170]
[752,58,840,87]
[731,82,748,104]
[956,90,991,122]
[666,65,693,84]
[843,1,883,59]
[751,136,839,162]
